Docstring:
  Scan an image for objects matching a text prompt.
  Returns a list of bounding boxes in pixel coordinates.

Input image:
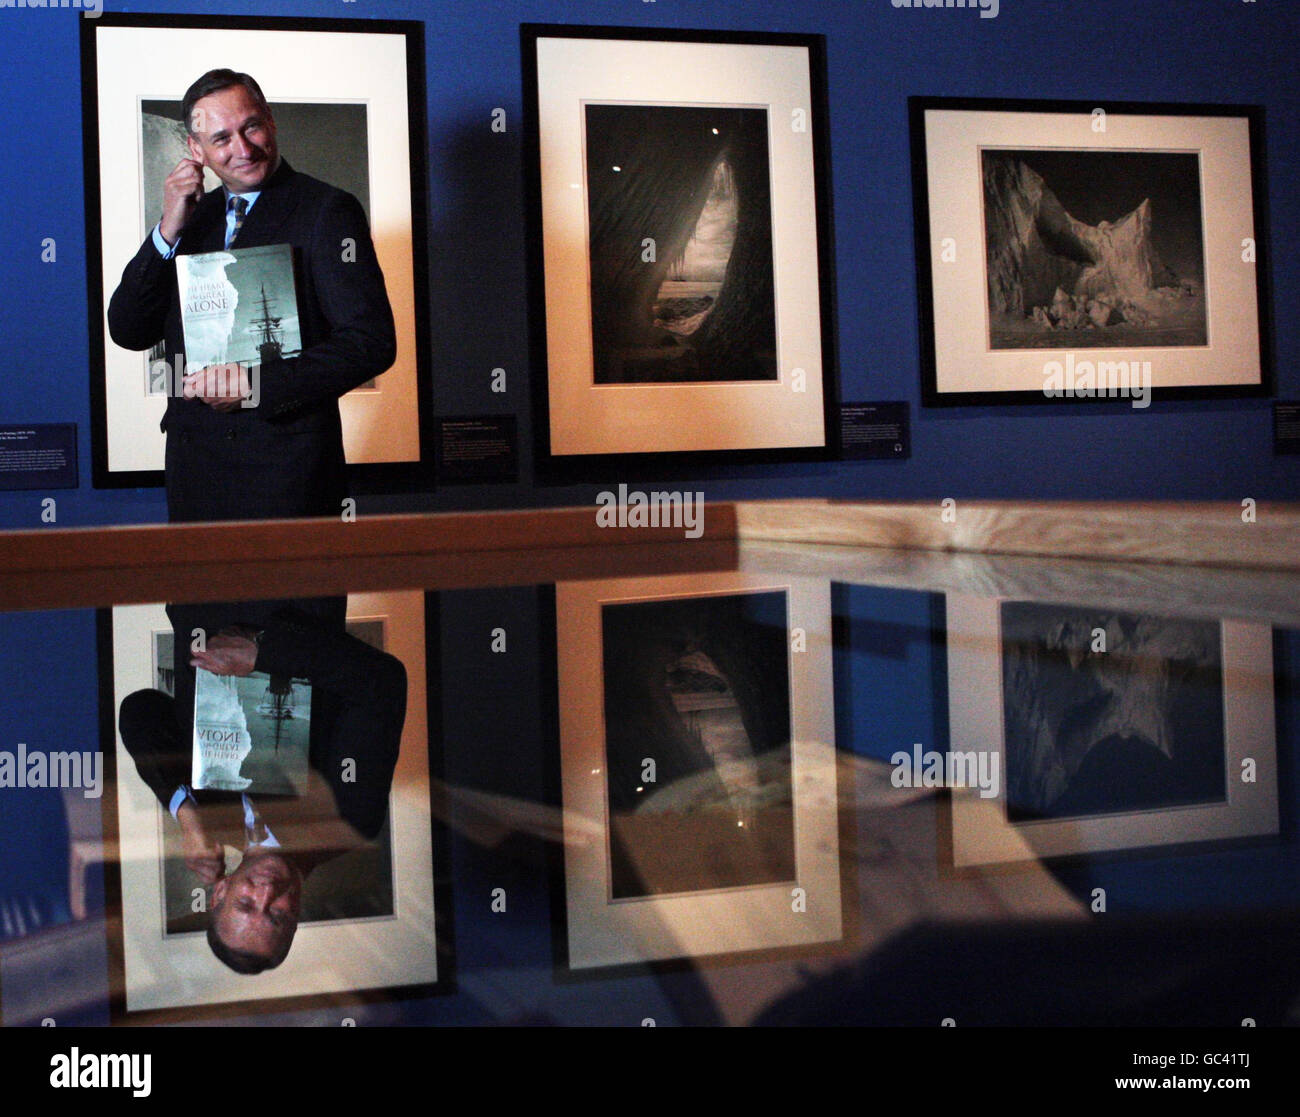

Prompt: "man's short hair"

[206,917,292,975]
[182,69,272,135]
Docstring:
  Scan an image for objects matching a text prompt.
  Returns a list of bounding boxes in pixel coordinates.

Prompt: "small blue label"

[1275,402,1300,456]
[840,402,909,460]
[0,424,78,490]
[436,415,518,483]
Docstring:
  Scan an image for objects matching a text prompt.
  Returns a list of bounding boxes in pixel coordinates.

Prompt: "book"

[192,667,312,796]
[175,243,301,369]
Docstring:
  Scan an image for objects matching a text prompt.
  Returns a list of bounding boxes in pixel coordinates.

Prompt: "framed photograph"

[82,13,432,488]
[99,591,443,1020]
[945,595,1279,866]
[910,97,1270,405]
[549,571,841,971]
[522,25,839,476]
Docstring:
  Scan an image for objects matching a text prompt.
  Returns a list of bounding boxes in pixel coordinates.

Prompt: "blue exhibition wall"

[0,0,1297,528]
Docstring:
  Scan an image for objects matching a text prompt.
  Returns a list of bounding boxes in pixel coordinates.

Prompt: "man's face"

[210,850,301,966]
[187,84,279,194]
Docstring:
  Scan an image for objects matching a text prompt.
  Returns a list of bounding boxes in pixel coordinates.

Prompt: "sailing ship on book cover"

[176,243,302,369]
[192,667,312,796]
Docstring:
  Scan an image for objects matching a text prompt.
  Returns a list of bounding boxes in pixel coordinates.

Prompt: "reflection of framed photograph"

[550,572,840,971]
[945,595,1279,865]
[82,13,431,486]
[910,97,1270,405]
[100,591,441,1020]
[522,25,839,475]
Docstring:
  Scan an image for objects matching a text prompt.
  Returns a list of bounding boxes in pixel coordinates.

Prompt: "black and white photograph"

[601,591,794,899]
[553,572,840,971]
[911,97,1268,404]
[945,594,1279,866]
[983,150,1207,350]
[176,244,303,372]
[140,99,372,232]
[1000,603,1225,822]
[585,104,776,384]
[524,26,837,469]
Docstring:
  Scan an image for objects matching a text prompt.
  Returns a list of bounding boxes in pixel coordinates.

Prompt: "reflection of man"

[119,607,407,973]
[107,69,396,522]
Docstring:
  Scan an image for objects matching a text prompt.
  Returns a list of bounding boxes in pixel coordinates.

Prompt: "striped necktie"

[226,195,248,249]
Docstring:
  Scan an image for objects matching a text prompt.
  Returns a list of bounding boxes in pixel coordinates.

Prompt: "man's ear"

[211,876,228,907]
[186,132,206,166]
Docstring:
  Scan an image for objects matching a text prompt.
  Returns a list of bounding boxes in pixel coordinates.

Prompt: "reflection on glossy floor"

[1,537,1297,1026]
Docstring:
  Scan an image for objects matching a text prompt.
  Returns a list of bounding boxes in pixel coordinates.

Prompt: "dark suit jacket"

[119,606,407,846]
[106,159,397,522]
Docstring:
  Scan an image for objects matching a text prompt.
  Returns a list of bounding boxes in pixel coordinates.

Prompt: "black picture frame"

[909,96,1272,407]
[81,12,433,492]
[521,24,840,481]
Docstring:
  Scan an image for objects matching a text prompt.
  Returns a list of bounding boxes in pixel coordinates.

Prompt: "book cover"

[192,667,312,796]
[176,243,302,369]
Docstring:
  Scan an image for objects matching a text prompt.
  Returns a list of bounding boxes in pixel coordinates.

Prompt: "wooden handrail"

[0,504,739,573]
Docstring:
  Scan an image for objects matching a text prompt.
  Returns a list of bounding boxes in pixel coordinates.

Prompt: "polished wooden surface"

[0,540,740,612]
[1,499,1298,614]
[0,505,738,573]
[736,500,1300,571]
[3,499,1296,576]
[740,540,1300,627]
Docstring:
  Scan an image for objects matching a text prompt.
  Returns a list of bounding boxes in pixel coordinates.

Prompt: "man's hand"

[183,363,252,411]
[191,631,259,677]
[177,802,225,885]
[158,157,206,245]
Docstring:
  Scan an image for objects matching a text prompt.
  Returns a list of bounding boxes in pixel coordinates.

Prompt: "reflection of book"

[176,243,301,368]
[192,668,312,795]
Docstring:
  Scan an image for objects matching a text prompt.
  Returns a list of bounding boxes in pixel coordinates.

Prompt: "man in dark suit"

[107,69,396,522]
[118,603,407,974]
